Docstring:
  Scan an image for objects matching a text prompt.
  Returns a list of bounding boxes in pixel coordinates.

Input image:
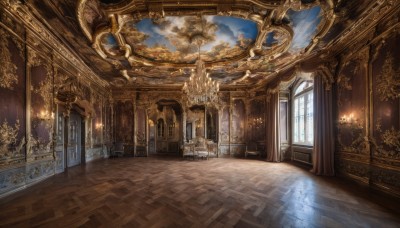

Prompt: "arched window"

[293,80,313,145]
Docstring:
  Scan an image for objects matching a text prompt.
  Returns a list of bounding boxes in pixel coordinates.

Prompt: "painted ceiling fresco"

[28,0,356,88]
[287,6,322,54]
[117,16,258,64]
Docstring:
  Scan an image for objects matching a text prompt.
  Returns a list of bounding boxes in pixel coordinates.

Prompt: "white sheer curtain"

[311,73,335,175]
[266,90,280,162]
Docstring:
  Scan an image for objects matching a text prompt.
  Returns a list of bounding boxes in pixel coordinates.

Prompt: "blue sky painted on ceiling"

[101,33,119,55]
[287,6,322,53]
[122,15,258,63]
[135,16,258,52]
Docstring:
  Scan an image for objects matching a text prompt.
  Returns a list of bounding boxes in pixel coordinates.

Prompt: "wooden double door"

[66,112,85,167]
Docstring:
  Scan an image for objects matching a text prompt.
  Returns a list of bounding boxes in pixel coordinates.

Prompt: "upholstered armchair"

[110,142,124,158]
[206,140,218,158]
[183,143,195,160]
[245,141,260,158]
[194,137,209,159]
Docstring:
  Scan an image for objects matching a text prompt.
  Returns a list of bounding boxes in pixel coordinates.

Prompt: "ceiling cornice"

[323,0,400,58]
[0,0,111,92]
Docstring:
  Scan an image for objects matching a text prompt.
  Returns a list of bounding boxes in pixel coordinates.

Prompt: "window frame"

[292,81,314,147]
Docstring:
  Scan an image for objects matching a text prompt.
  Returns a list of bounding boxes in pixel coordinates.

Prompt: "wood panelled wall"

[112,91,268,158]
[0,5,111,198]
[335,11,400,197]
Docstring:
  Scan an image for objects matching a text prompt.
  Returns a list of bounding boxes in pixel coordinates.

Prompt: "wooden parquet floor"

[0,157,399,227]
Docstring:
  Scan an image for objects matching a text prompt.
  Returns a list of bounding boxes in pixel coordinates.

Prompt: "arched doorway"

[148,99,182,155]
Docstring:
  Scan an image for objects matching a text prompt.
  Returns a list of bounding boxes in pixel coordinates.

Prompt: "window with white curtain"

[293,81,313,145]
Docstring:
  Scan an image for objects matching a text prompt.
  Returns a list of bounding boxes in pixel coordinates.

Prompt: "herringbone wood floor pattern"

[0,157,399,227]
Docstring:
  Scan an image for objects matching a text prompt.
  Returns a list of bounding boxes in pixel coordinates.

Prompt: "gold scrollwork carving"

[0,28,18,89]
[0,119,25,159]
[373,118,400,160]
[337,120,368,155]
[33,63,53,104]
[376,52,400,101]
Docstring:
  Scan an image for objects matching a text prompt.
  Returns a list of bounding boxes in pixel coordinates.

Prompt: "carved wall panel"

[104,102,112,144]
[220,107,230,144]
[369,32,400,196]
[337,160,370,183]
[0,27,26,167]
[206,107,218,142]
[336,47,369,163]
[0,2,111,198]
[136,107,146,147]
[334,20,400,197]
[370,166,400,193]
[86,147,104,162]
[91,95,103,147]
[28,51,54,161]
[54,104,65,173]
[115,101,134,143]
[0,166,25,195]
[371,32,400,167]
[26,160,54,184]
[248,99,266,142]
[231,99,245,144]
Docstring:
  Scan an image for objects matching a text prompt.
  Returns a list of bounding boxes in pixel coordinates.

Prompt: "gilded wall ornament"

[10,36,24,59]
[373,118,400,160]
[0,119,25,159]
[0,28,18,89]
[337,120,368,155]
[376,52,400,101]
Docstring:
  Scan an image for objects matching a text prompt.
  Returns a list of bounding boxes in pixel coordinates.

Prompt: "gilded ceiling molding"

[316,59,338,90]
[77,0,93,42]
[0,0,110,90]
[78,0,334,89]
[274,0,322,23]
[0,27,18,90]
[92,26,112,59]
[305,0,335,54]
[325,0,398,56]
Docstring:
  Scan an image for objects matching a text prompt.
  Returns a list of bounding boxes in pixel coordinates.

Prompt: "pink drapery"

[266,90,280,162]
[311,73,335,176]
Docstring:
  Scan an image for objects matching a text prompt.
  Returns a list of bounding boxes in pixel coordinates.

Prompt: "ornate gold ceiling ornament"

[77,0,335,88]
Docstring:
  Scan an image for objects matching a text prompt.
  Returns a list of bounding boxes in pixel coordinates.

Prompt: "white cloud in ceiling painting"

[287,6,323,53]
[128,15,257,63]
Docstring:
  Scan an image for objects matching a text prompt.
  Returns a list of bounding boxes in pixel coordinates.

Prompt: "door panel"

[67,113,81,167]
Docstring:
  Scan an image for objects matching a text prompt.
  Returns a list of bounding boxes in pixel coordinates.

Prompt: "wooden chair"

[245,141,260,158]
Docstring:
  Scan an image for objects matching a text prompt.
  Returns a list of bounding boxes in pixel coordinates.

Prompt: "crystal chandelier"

[182,55,219,107]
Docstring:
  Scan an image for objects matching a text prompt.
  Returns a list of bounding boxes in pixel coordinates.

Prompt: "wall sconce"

[37,110,55,121]
[249,116,263,128]
[95,123,104,130]
[339,113,363,128]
